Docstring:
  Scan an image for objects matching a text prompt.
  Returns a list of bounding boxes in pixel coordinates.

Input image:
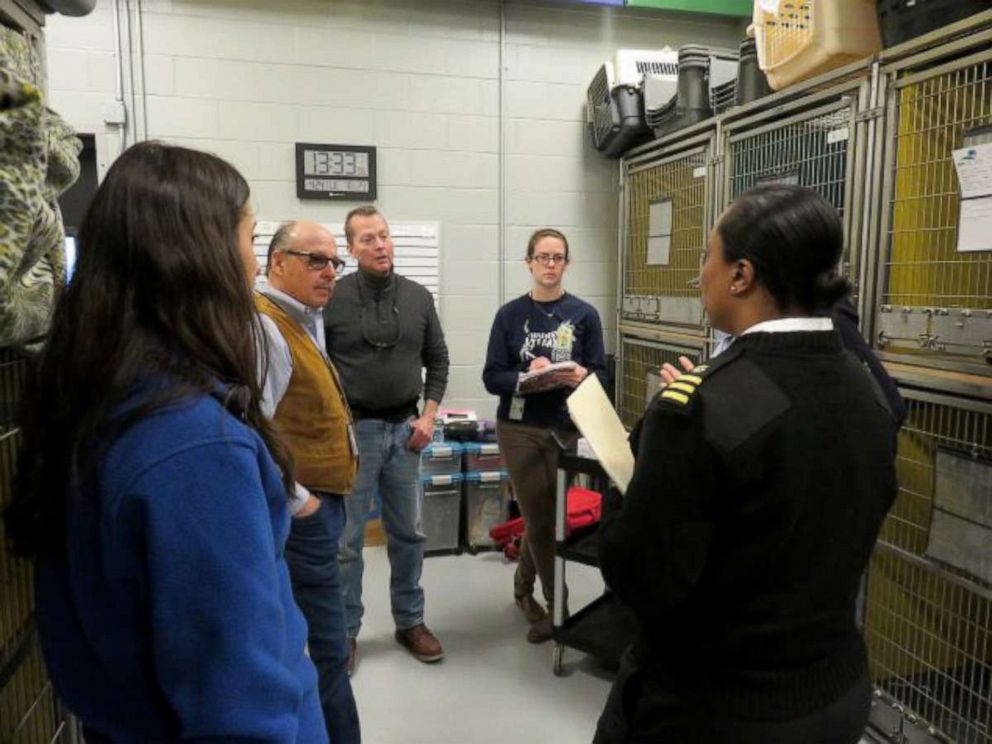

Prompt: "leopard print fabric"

[0,26,80,348]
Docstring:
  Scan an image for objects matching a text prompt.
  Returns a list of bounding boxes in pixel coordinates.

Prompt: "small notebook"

[518,361,577,394]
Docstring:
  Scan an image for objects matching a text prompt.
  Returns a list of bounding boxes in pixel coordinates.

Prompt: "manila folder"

[566,375,634,493]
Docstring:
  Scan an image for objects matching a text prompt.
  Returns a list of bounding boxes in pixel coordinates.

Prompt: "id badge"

[509,395,525,421]
[347,422,359,457]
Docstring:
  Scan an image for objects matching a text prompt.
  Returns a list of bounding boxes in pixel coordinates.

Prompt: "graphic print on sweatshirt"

[520,318,575,363]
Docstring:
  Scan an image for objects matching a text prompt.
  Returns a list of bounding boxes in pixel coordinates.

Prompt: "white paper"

[956,198,992,253]
[826,127,849,145]
[648,200,673,237]
[647,235,671,265]
[953,143,992,253]
[953,143,992,198]
[566,375,634,493]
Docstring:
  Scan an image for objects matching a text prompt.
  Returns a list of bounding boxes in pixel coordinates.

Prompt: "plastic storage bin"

[876,0,992,48]
[462,471,510,553]
[420,442,463,476]
[421,473,462,554]
[462,442,504,472]
[752,0,882,90]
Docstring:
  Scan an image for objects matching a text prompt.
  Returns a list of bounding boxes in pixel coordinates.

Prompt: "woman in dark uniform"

[595,184,898,744]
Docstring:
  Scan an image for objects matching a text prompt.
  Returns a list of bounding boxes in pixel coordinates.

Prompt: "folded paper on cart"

[566,375,634,493]
[517,361,577,394]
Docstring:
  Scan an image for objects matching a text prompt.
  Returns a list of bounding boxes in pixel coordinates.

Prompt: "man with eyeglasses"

[255,220,361,744]
[324,206,449,673]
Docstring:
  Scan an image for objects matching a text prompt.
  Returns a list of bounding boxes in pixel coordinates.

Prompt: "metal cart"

[551,451,640,676]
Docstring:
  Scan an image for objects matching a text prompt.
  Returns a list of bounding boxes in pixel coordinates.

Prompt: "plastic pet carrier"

[734,37,772,107]
[752,0,882,90]
[587,49,677,158]
[645,45,737,139]
[876,0,992,48]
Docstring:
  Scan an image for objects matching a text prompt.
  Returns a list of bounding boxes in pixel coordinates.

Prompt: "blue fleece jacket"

[483,292,607,429]
[34,392,328,744]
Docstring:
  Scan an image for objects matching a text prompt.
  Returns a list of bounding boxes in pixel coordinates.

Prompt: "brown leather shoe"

[346,638,357,677]
[395,623,444,663]
[526,614,553,644]
[514,594,547,624]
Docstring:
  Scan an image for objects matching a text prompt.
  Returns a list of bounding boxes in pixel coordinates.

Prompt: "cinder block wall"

[45,0,742,415]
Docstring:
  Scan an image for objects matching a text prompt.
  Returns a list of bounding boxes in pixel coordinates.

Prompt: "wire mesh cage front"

[622,144,710,329]
[618,334,704,428]
[0,349,78,743]
[863,390,991,744]
[726,103,857,280]
[875,54,992,372]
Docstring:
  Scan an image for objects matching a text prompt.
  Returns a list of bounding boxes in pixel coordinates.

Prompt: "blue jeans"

[285,493,360,744]
[339,418,425,638]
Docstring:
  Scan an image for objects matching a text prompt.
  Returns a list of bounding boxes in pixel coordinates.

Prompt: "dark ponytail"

[717,184,850,313]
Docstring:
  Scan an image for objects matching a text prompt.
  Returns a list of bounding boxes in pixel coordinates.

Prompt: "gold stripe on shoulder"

[666,381,697,396]
[661,390,690,405]
[679,374,704,385]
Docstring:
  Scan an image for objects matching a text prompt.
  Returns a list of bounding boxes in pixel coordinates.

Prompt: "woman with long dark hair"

[4,141,327,743]
[595,184,898,744]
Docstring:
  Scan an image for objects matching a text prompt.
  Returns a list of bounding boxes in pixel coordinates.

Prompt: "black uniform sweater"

[599,330,898,725]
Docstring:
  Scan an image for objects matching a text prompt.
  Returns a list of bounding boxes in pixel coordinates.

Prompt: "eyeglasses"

[282,249,346,273]
[529,253,568,266]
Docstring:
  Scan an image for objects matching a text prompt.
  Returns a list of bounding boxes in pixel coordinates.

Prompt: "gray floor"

[348,546,611,744]
[349,546,874,744]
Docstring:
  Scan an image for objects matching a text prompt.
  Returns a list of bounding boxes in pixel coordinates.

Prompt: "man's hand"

[660,356,696,386]
[294,494,322,518]
[407,413,435,452]
[528,356,552,372]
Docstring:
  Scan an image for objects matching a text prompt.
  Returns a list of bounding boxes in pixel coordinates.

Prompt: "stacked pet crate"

[859,12,992,742]
[461,443,509,554]
[420,442,464,555]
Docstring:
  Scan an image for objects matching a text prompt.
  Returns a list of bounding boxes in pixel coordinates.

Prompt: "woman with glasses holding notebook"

[483,228,607,643]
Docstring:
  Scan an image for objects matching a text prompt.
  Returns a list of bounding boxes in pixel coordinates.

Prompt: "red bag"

[489,486,603,560]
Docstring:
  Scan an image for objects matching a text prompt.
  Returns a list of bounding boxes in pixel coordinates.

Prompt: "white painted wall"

[44,0,743,415]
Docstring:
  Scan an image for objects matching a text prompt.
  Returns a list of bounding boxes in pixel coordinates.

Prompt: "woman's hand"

[528,356,552,371]
[660,356,696,386]
[558,363,588,388]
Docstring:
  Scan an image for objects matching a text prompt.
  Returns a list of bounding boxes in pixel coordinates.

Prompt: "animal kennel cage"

[863,388,991,744]
[0,348,79,743]
[616,330,706,429]
[870,38,992,377]
[620,124,718,332]
[721,74,873,299]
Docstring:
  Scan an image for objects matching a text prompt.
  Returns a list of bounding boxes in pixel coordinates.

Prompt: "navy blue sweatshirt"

[483,292,607,429]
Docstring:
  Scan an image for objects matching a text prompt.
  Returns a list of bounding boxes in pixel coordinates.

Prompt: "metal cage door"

[616,331,705,429]
[722,83,870,297]
[872,46,992,376]
[863,389,991,744]
[621,132,716,332]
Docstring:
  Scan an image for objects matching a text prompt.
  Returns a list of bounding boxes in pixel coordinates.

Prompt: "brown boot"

[395,623,444,663]
[346,638,357,677]
[514,594,547,624]
[526,614,553,644]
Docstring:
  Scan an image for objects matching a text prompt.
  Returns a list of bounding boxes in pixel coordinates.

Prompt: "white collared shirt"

[741,317,834,335]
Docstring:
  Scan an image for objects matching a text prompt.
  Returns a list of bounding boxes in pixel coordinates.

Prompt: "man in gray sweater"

[325,206,449,674]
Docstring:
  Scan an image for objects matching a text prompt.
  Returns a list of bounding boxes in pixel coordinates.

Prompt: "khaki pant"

[497,419,575,608]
